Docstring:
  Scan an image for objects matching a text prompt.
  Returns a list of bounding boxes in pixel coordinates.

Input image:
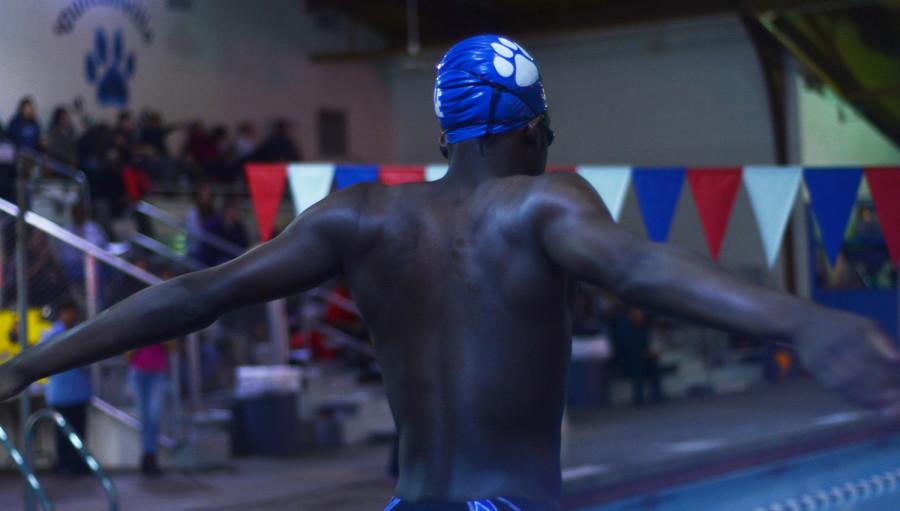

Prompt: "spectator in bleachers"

[185,181,216,261]
[46,106,78,166]
[232,122,257,162]
[137,110,179,181]
[253,119,302,162]
[180,122,217,180]
[202,198,248,265]
[115,111,136,146]
[93,125,129,233]
[42,300,92,477]
[138,110,174,158]
[0,119,13,202]
[26,230,70,306]
[59,202,109,282]
[69,201,109,248]
[207,124,235,181]
[7,96,42,150]
[76,121,107,173]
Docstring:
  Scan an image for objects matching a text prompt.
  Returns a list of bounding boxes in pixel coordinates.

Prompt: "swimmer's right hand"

[0,363,27,403]
[796,312,900,411]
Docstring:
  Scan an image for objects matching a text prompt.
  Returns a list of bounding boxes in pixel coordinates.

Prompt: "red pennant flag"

[547,165,576,173]
[245,163,287,241]
[687,167,742,260]
[865,167,900,266]
[380,165,425,185]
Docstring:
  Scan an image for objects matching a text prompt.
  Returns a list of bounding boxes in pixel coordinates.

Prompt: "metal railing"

[135,202,378,363]
[4,139,92,221]
[24,409,118,511]
[91,396,179,450]
[134,200,245,258]
[5,147,378,409]
[128,231,206,272]
[0,424,52,511]
[0,189,205,418]
[0,197,160,285]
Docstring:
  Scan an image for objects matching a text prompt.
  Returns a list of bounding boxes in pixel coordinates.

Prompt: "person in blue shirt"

[42,300,92,476]
[7,97,41,150]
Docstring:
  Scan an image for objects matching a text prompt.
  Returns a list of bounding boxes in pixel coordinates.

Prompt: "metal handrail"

[311,320,376,358]
[135,201,245,257]
[0,196,161,286]
[17,146,90,189]
[0,424,53,510]
[129,232,206,272]
[91,397,178,450]
[9,140,92,217]
[24,409,119,511]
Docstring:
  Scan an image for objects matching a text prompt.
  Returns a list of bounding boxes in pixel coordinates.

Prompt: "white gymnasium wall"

[0,0,393,161]
[386,15,775,167]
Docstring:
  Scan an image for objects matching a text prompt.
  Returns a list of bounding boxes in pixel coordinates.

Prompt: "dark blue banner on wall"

[804,167,863,265]
[632,167,686,243]
[334,165,379,190]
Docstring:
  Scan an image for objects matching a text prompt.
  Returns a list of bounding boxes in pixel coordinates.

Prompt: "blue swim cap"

[434,35,547,144]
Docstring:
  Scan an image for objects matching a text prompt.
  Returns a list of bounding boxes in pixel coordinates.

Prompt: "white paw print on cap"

[491,37,539,87]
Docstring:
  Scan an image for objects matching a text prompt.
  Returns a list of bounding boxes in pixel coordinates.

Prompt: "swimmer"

[1,35,899,511]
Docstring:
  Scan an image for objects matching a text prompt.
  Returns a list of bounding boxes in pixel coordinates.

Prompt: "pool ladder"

[0,409,119,511]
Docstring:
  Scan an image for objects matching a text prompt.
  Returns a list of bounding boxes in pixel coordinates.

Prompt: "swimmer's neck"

[443,138,543,185]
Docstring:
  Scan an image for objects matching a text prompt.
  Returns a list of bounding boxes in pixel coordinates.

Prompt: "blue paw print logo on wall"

[490,37,539,87]
[85,28,136,107]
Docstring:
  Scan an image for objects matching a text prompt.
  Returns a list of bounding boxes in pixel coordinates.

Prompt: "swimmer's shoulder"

[513,172,609,230]
[305,181,389,252]
[499,171,601,212]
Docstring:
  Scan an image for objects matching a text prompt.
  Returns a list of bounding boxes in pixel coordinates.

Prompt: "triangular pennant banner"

[245,163,287,242]
[576,166,631,222]
[687,167,742,261]
[380,165,425,185]
[632,167,685,242]
[804,167,863,265]
[287,163,334,216]
[743,166,803,268]
[425,164,449,182]
[864,167,900,267]
[334,164,379,190]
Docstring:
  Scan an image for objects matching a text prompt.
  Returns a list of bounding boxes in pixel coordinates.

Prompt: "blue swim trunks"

[384,496,555,510]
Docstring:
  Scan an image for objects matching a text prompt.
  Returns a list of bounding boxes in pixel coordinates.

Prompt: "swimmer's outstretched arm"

[0,186,370,402]
[534,172,900,410]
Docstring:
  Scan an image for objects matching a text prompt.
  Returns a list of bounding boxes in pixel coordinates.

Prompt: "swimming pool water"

[583,434,900,510]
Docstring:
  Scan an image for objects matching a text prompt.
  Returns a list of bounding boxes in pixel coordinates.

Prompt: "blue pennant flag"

[804,167,863,265]
[632,167,685,242]
[334,164,379,190]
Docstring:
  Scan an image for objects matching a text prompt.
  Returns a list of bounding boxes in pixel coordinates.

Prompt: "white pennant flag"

[287,163,335,215]
[576,166,631,221]
[425,164,449,182]
[743,165,803,268]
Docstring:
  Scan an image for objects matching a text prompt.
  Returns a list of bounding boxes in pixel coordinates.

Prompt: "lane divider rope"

[754,468,900,511]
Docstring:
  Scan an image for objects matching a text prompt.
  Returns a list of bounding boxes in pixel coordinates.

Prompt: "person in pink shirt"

[129,342,170,476]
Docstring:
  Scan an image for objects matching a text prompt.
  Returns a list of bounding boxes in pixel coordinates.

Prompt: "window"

[318,109,347,158]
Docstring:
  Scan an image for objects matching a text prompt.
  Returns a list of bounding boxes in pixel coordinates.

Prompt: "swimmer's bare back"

[2,155,900,507]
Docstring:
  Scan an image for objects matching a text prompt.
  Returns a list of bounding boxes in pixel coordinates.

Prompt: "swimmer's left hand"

[796,312,900,412]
